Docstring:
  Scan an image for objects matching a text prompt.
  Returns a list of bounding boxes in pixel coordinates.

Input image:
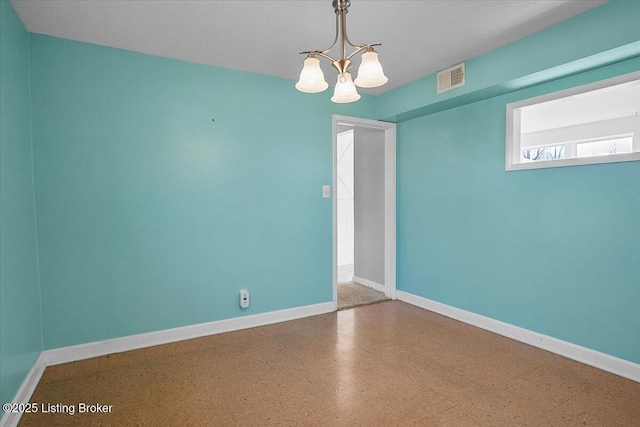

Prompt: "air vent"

[437,62,465,94]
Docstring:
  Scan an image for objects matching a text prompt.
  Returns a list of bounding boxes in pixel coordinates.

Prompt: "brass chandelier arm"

[320,12,341,54]
[299,12,341,62]
[339,6,383,59]
[315,51,339,63]
[299,42,380,64]
[340,7,361,50]
[298,50,338,64]
[346,43,382,61]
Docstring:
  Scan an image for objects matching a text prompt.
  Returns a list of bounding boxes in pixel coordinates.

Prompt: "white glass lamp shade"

[295,57,329,93]
[331,72,361,103]
[354,50,388,88]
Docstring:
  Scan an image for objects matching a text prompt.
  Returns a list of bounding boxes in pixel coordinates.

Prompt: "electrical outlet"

[240,289,250,309]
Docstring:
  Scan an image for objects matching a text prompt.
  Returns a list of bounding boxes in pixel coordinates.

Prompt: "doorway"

[332,115,396,309]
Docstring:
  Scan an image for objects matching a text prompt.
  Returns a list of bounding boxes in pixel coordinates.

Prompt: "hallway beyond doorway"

[337,264,388,310]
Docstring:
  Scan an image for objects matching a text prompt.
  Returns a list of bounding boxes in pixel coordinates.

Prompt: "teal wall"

[396,57,640,364]
[386,0,640,364]
[2,0,640,411]
[29,35,375,349]
[0,0,43,408]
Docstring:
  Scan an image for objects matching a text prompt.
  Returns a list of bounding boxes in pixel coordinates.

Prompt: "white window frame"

[506,71,640,171]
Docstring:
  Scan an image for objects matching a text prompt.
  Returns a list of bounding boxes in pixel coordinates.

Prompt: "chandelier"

[295,0,388,103]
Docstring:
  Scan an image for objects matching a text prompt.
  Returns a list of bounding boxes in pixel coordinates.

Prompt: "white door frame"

[332,114,397,309]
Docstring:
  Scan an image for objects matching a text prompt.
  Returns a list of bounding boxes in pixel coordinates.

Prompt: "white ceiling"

[11,0,607,95]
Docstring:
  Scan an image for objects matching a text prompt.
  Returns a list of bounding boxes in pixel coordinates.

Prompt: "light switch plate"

[322,185,331,199]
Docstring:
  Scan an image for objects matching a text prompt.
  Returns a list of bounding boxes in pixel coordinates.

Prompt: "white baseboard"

[0,353,47,427]
[43,301,335,366]
[1,302,335,427]
[352,276,386,294]
[397,291,640,383]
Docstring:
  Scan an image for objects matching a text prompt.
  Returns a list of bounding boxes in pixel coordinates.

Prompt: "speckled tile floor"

[18,301,640,426]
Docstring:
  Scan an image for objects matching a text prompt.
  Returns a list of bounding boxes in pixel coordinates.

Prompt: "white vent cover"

[437,62,465,94]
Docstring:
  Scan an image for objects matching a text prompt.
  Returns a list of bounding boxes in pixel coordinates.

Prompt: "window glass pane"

[507,72,640,170]
[519,81,640,134]
[576,137,633,158]
[522,145,565,163]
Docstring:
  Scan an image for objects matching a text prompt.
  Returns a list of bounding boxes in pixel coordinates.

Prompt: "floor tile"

[17,301,640,426]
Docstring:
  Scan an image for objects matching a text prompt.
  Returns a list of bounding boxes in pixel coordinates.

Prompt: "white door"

[337,129,354,267]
